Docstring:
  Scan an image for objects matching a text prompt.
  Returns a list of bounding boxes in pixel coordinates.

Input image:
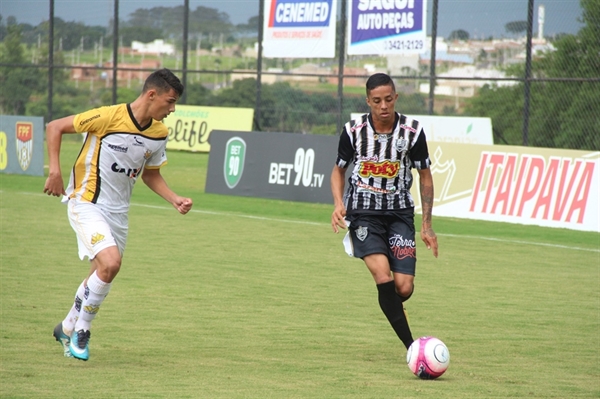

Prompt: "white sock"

[74,271,112,332]
[62,280,86,333]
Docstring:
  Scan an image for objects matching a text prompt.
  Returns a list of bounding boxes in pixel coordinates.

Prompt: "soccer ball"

[406,336,450,379]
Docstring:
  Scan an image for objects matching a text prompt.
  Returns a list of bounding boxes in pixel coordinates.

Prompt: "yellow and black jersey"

[66,103,168,213]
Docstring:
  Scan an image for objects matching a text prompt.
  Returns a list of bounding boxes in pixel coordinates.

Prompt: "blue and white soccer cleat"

[53,322,73,358]
[69,329,91,361]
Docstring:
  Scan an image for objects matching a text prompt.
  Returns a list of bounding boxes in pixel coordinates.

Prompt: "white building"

[131,39,175,56]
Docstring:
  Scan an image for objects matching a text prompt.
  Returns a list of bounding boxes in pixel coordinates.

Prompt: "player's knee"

[95,256,122,282]
[104,260,121,277]
[395,282,414,299]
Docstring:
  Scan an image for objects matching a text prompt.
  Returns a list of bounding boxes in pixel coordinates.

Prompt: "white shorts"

[66,199,128,260]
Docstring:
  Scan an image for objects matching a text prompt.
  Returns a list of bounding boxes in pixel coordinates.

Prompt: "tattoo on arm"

[420,179,434,226]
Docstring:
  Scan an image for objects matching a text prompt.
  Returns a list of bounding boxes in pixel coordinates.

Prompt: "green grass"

[1,140,598,398]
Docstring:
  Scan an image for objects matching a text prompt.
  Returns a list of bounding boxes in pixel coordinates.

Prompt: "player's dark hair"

[143,68,184,97]
[366,73,396,95]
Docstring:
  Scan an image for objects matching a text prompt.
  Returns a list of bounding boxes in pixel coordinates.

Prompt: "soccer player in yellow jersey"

[43,68,193,361]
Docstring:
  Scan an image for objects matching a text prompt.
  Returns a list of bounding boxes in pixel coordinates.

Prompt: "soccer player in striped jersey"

[43,69,193,361]
[331,73,438,351]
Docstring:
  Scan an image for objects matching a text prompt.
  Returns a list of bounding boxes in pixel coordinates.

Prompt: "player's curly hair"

[366,73,396,95]
[143,68,184,97]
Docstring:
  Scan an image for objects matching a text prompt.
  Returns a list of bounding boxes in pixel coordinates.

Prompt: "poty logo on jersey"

[359,160,400,178]
[268,0,332,27]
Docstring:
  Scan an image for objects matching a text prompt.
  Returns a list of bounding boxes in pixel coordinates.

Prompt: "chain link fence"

[0,0,597,150]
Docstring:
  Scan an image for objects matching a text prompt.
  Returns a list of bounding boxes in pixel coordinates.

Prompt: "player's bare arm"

[418,168,438,258]
[141,167,193,215]
[43,115,77,197]
[330,165,347,233]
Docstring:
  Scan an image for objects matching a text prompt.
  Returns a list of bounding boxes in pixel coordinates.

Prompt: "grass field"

[1,140,598,398]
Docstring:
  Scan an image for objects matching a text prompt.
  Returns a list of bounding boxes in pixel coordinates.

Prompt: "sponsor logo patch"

[107,144,128,153]
[356,181,397,195]
[111,163,141,178]
[83,304,100,315]
[359,160,400,178]
[351,121,367,132]
[374,134,389,143]
[91,233,105,245]
[79,114,101,126]
[400,124,417,133]
[389,234,416,260]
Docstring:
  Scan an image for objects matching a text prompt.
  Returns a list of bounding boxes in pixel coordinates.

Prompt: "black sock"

[377,280,414,350]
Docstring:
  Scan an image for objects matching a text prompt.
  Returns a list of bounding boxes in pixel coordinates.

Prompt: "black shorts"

[348,213,417,275]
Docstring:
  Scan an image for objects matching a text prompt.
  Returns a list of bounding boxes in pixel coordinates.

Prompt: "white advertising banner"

[351,113,494,144]
[263,0,338,58]
[347,0,427,55]
[416,143,599,232]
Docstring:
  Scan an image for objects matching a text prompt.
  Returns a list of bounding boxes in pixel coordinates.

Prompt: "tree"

[185,82,213,106]
[124,5,233,44]
[504,21,528,36]
[235,16,259,37]
[464,0,599,150]
[36,18,106,51]
[528,0,600,150]
[0,25,44,115]
[0,15,7,41]
[448,29,469,41]
[117,26,163,47]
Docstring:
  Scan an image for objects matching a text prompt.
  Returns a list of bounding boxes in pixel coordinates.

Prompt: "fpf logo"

[268,0,332,27]
[16,122,33,171]
[359,160,400,178]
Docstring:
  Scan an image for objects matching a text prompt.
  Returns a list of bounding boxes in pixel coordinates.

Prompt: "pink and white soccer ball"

[406,336,450,379]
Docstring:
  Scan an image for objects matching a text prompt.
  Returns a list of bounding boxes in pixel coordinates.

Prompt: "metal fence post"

[522,0,534,146]
[112,0,119,105]
[47,0,54,122]
[428,0,439,115]
[181,0,189,104]
[336,0,347,135]
[255,0,264,131]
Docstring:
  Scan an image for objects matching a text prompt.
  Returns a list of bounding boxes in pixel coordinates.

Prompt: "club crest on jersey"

[356,226,368,241]
[396,138,408,152]
[144,149,152,160]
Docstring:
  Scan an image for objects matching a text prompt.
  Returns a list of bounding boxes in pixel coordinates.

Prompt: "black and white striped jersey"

[335,112,431,214]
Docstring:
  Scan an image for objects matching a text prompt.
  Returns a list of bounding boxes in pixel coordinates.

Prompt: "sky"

[0,0,584,39]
